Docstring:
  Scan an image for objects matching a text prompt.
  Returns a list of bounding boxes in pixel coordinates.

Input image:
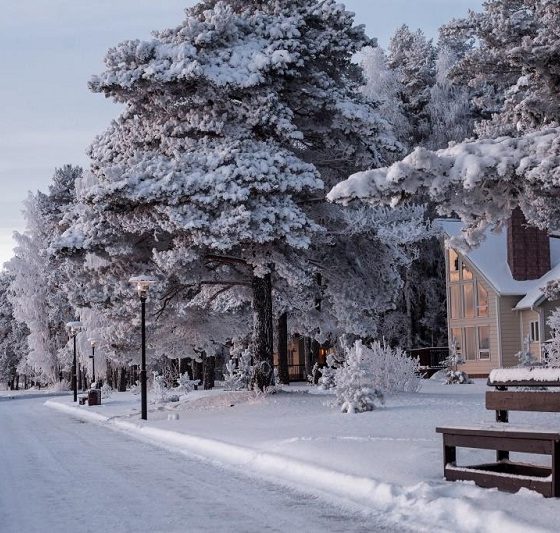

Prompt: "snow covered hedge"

[335,340,420,414]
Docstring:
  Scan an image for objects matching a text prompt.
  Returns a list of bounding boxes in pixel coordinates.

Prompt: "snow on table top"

[489,367,560,384]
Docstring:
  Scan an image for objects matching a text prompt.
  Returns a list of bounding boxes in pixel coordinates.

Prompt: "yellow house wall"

[519,308,542,362]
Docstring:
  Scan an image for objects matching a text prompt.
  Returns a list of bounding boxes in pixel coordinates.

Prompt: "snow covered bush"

[151,372,168,404]
[444,371,472,385]
[545,308,560,367]
[317,354,339,391]
[516,335,538,367]
[443,338,464,372]
[176,372,198,395]
[335,340,421,414]
[224,349,253,391]
[100,382,112,399]
[130,380,140,396]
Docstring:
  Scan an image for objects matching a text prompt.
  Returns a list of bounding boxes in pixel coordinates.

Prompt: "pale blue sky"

[0,0,483,265]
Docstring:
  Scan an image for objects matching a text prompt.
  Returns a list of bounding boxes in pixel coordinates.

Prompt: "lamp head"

[129,275,157,298]
[66,321,84,337]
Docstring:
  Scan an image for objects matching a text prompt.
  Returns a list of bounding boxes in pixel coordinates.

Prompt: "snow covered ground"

[43,379,560,532]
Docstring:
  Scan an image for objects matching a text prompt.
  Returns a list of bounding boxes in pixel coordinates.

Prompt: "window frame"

[530,320,540,343]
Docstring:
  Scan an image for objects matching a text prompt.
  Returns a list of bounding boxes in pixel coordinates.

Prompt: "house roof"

[437,219,560,309]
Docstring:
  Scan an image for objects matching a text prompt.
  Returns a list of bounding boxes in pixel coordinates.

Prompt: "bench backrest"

[487,368,560,416]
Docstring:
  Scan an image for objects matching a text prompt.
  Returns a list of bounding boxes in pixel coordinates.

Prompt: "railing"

[287,364,307,382]
[407,347,449,369]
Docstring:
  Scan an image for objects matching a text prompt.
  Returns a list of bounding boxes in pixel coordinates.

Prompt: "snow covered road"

[0,397,392,533]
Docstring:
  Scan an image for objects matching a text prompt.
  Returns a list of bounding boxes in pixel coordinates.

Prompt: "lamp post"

[66,321,84,402]
[89,339,96,384]
[129,275,157,420]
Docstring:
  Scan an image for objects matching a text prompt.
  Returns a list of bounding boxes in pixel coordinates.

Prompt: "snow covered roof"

[437,219,560,307]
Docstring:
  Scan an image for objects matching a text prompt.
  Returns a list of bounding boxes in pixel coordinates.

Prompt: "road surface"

[0,396,395,533]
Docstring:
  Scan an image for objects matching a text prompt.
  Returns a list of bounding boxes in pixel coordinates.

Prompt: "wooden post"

[553,440,560,497]
[496,386,510,461]
[443,439,456,472]
[277,313,290,385]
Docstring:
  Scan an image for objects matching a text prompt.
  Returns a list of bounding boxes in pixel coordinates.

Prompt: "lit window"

[451,328,462,356]
[478,326,490,360]
[463,283,475,319]
[530,321,540,342]
[462,262,473,280]
[450,285,461,319]
[449,249,460,282]
[464,327,477,360]
[477,284,489,317]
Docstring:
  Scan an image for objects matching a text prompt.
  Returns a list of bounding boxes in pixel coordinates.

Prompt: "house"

[439,211,560,377]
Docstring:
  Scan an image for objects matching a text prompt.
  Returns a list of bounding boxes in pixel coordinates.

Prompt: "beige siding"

[500,296,524,367]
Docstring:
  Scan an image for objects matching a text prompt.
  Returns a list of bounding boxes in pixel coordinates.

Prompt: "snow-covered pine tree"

[330,1,560,241]
[0,273,29,388]
[7,166,80,382]
[59,0,406,390]
[516,334,537,367]
[387,25,436,148]
[545,308,560,367]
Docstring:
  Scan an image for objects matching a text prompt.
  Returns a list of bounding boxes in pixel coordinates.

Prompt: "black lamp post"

[129,276,157,420]
[89,340,96,384]
[66,321,84,402]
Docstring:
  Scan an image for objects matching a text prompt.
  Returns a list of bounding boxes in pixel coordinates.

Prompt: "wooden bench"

[436,368,560,497]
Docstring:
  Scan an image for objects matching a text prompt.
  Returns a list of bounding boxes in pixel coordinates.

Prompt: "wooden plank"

[443,433,552,454]
[486,391,560,412]
[436,426,560,440]
[444,466,552,497]
[553,440,560,497]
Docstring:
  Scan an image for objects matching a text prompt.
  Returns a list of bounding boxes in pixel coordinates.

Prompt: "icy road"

[0,396,395,533]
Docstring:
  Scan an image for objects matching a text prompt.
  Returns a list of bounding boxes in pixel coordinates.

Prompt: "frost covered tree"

[0,273,29,388]
[516,334,537,367]
[329,1,560,243]
[57,0,413,390]
[7,166,80,382]
[545,308,560,366]
[387,25,436,147]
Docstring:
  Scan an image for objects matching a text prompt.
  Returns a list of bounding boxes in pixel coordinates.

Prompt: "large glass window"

[449,249,460,282]
[464,327,477,360]
[478,326,490,359]
[451,328,462,356]
[463,283,475,319]
[450,285,461,319]
[477,284,489,317]
[462,262,473,280]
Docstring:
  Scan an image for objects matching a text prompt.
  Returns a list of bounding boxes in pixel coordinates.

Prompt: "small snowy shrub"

[224,349,253,391]
[130,380,140,396]
[176,372,198,394]
[545,308,560,367]
[318,354,338,390]
[151,372,169,403]
[52,380,71,392]
[443,338,464,372]
[445,370,472,385]
[516,335,538,367]
[308,363,320,385]
[101,382,113,399]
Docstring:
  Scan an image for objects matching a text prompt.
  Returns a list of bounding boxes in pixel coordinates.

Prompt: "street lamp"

[89,339,96,385]
[66,321,84,402]
[129,275,157,420]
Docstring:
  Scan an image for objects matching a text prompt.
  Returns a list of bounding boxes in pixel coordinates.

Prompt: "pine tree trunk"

[118,367,127,392]
[252,272,274,391]
[202,354,215,390]
[179,358,189,376]
[311,340,320,384]
[303,337,313,379]
[193,359,203,384]
[277,313,290,385]
[106,359,112,388]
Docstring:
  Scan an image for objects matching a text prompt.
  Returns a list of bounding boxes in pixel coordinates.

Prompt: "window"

[478,326,490,359]
[463,283,475,319]
[449,249,460,282]
[477,284,489,317]
[462,262,473,280]
[450,285,461,319]
[451,328,462,356]
[530,320,540,342]
[464,327,477,360]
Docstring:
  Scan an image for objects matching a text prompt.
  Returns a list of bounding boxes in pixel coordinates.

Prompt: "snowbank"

[489,367,560,384]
